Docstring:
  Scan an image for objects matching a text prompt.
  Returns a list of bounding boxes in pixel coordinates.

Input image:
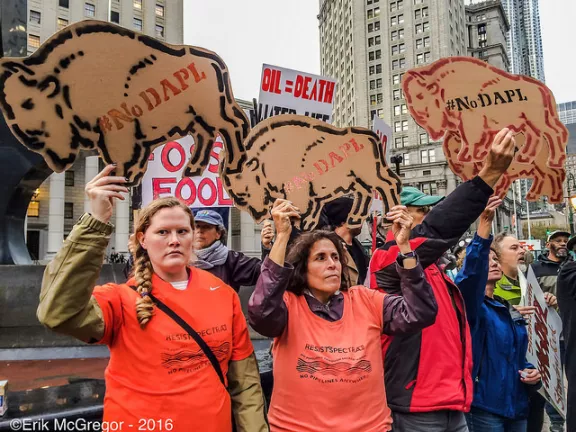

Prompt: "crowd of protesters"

[36,127,575,431]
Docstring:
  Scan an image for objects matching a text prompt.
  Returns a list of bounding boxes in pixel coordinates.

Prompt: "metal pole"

[569,174,575,236]
[526,199,532,240]
[512,180,518,236]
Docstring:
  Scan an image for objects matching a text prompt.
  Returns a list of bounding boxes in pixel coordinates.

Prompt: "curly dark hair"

[285,230,350,295]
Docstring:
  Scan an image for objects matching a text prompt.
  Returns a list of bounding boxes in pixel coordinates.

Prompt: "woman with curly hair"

[37,165,268,432]
[248,198,438,431]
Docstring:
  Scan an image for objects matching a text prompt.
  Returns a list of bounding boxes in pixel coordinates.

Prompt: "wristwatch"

[397,250,417,266]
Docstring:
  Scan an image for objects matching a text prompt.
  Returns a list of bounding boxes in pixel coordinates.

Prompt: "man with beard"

[529,230,568,432]
[492,233,527,305]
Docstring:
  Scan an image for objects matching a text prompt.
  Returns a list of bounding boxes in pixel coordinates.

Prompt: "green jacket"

[493,274,522,305]
[37,213,268,432]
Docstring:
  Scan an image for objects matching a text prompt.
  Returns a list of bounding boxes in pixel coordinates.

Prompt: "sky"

[184,0,575,104]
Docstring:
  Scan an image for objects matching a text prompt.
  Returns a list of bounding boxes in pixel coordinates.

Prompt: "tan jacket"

[37,213,268,432]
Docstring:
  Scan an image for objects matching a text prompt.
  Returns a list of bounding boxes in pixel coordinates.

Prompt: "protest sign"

[255,64,336,123]
[141,136,232,208]
[0,20,248,184]
[403,56,567,202]
[521,267,566,418]
[222,114,400,230]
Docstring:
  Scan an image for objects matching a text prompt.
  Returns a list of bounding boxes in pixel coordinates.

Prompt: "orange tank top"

[270,286,392,432]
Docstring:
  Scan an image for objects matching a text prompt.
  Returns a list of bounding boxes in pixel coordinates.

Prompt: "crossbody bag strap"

[129,286,225,386]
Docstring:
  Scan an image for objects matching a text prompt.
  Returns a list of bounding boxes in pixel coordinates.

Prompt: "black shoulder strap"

[129,286,225,386]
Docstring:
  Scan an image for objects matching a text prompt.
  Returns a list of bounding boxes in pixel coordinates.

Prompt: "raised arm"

[455,197,500,325]
[37,165,128,343]
[410,128,515,266]
[248,199,300,338]
[380,206,438,334]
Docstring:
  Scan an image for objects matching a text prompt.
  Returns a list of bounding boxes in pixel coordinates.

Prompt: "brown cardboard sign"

[444,131,565,203]
[222,114,402,230]
[0,20,248,184]
[403,57,568,174]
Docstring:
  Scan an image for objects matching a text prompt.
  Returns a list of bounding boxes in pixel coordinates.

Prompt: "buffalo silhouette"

[0,20,248,184]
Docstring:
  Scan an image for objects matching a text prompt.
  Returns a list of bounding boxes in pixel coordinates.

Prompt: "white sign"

[256,64,336,123]
[141,136,233,208]
[521,267,566,418]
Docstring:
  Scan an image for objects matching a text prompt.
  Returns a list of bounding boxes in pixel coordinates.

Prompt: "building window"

[30,10,41,24]
[376,78,383,88]
[394,121,402,132]
[399,43,405,53]
[416,38,423,49]
[419,133,429,144]
[57,18,68,30]
[423,21,430,32]
[110,11,120,23]
[424,36,431,47]
[423,170,431,176]
[376,64,382,73]
[393,74,401,85]
[422,7,429,17]
[377,93,383,103]
[416,23,423,34]
[402,120,408,131]
[370,95,377,106]
[402,104,408,114]
[370,80,376,90]
[478,23,487,34]
[391,30,398,41]
[417,53,424,64]
[370,51,375,61]
[155,4,165,17]
[479,40,487,48]
[393,89,402,100]
[368,23,374,32]
[399,58,406,68]
[155,24,164,38]
[395,137,403,148]
[64,202,74,219]
[375,35,381,44]
[398,14,404,24]
[27,201,40,217]
[59,0,69,8]
[65,170,75,187]
[390,1,397,12]
[424,51,431,63]
[375,49,381,59]
[134,0,142,10]
[392,59,399,69]
[374,7,380,16]
[421,182,438,195]
[415,9,421,20]
[394,105,401,116]
[397,0,404,8]
[374,21,381,31]
[369,65,375,75]
[392,45,399,55]
[421,149,436,163]
[399,29,404,39]
[133,18,143,31]
[391,16,397,26]
[28,34,40,49]
[414,0,423,3]
[403,153,410,165]
[85,3,95,17]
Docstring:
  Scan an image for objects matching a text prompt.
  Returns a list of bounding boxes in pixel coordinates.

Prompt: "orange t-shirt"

[91,267,254,432]
[270,286,392,432]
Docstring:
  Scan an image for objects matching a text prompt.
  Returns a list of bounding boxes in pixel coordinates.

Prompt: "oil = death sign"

[256,64,337,124]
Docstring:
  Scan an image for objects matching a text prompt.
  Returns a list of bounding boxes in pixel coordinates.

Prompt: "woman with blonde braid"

[37,165,268,432]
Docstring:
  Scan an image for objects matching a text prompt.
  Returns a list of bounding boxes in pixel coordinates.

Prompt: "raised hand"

[478,196,502,239]
[271,199,300,240]
[261,220,275,249]
[479,128,516,188]
[386,205,414,252]
[85,164,129,224]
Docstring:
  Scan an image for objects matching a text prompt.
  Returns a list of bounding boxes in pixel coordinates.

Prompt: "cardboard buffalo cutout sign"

[222,114,401,230]
[403,57,568,202]
[0,20,248,184]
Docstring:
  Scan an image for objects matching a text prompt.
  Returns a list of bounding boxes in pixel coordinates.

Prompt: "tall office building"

[23,0,184,261]
[319,0,467,196]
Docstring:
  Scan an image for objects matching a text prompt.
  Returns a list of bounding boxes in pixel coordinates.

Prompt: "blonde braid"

[134,248,155,327]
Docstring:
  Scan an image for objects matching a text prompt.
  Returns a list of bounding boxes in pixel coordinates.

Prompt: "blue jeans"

[466,407,527,432]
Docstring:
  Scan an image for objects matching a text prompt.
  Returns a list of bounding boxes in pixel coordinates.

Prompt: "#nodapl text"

[445,88,528,112]
[98,62,207,133]
[285,138,365,195]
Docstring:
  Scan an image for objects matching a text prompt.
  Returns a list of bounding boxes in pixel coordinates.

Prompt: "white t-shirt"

[170,281,188,291]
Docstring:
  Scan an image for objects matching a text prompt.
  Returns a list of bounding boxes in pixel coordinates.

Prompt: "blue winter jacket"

[455,234,534,420]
